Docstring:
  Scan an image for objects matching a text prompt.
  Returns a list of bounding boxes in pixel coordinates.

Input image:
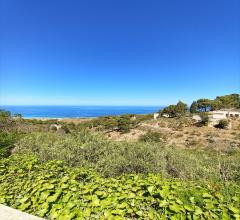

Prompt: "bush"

[116,116,131,133]
[0,110,15,131]
[49,125,58,132]
[13,131,240,182]
[0,155,239,219]
[216,119,229,129]
[90,114,139,133]
[0,131,19,158]
[61,125,70,133]
[13,131,163,176]
[160,101,188,118]
[198,113,209,126]
[139,131,163,143]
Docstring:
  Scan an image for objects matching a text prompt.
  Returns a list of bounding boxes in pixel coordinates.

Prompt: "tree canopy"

[190,94,239,113]
[160,101,188,117]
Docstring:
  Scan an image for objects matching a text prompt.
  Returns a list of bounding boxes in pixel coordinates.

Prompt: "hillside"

[0,109,240,219]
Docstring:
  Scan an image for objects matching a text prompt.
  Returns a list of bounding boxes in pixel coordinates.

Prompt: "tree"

[161,105,177,118]
[215,94,240,109]
[196,99,212,112]
[175,101,188,116]
[117,117,131,133]
[161,101,188,117]
[190,101,198,113]
[103,118,118,131]
[211,100,222,111]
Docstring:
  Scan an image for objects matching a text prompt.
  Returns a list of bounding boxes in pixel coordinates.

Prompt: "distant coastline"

[1,105,163,118]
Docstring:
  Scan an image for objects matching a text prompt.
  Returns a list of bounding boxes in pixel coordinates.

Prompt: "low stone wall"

[0,204,44,220]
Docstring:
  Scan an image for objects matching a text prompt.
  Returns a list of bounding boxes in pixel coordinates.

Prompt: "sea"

[0,105,163,118]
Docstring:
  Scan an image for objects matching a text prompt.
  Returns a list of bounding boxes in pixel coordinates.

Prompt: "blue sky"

[0,0,239,106]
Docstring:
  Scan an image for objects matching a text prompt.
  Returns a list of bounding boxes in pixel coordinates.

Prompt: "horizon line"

[0,104,165,107]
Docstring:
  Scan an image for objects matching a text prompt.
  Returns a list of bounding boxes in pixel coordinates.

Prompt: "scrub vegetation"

[0,100,240,219]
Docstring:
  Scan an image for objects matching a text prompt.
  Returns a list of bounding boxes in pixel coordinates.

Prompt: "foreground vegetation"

[1,155,239,219]
[13,131,240,182]
[0,104,240,219]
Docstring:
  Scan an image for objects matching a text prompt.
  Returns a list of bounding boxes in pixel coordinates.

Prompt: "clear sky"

[0,0,239,106]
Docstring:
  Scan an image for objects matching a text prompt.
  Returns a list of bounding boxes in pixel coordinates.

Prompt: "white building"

[192,109,239,127]
[208,109,239,127]
[192,115,201,122]
[153,113,159,120]
[209,109,240,120]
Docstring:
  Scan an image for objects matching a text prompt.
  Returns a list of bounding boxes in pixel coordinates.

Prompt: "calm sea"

[0,106,163,118]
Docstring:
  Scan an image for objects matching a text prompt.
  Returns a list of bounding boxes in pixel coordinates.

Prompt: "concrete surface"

[0,205,44,220]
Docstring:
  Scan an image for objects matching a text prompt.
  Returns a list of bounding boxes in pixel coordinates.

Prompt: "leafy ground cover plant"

[0,155,239,219]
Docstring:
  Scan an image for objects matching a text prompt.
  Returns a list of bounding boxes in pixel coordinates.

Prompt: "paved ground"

[0,205,44,220]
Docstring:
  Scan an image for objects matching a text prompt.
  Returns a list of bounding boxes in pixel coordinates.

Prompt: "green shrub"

[117,116,131,133]
[139,131,163,143]
[198,113,209,126]
[49,125,58,132]
[216,119,229,129]
[61,125,71,133]
[0,131,19,158]
[89,114,139,133]
[0,155,239,219]
[13,131,240,182]
[0,110,15,131]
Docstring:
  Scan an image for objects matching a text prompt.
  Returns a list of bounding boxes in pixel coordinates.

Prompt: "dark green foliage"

[160,105,177,117]
[0,109,11,118]
[50,125,58,132]
[190,101,198,113]
[90,114,139,133]
[117,117,130,133]
[175,101,188,115]
[215,94,240,109]
[162,94,239,115]
[116,115,135,133]
[0,109,15,131]
[0,155,239,219]
[14,113,22,118]
[139,131,163,143]
[196,99,212,112]
[0,131,19,158]
[160,101,188,117]
[216,119,229,129]
[210,100,223,111]
[193,94,240,112]
[61,125,71,134]
[101,116,118,131]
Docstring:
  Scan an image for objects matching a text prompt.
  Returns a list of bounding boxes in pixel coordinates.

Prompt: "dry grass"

[32,116,240,150]
[105,117,240,150]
